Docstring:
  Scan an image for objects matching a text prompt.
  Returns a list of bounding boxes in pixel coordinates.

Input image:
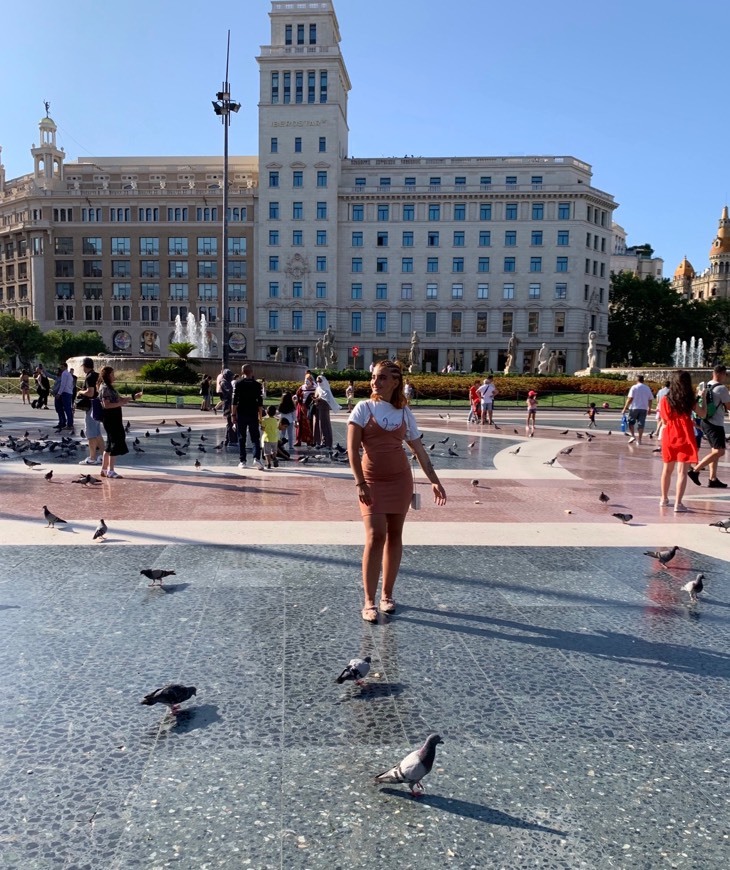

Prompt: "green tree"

[694,297,730,364]
[0,314,47,369]
[41,329,108,367]
[608,272,696,365]
[167,341,199,365]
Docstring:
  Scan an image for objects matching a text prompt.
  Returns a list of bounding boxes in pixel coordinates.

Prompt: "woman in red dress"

[658,370,706,512]
[348,360,446,623]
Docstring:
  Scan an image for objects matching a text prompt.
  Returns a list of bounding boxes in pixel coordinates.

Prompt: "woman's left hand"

[432,482,447,505]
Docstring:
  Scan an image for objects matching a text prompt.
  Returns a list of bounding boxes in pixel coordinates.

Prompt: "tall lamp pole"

[212,31,240,370]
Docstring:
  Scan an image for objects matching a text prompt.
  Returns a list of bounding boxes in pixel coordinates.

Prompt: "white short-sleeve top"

[348,399,421,441]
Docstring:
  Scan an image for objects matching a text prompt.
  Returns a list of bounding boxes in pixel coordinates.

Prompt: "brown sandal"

[361,605,378,623]
[380,597,397,615]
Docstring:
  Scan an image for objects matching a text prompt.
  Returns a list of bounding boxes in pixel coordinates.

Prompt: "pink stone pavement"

[2,398,729,555]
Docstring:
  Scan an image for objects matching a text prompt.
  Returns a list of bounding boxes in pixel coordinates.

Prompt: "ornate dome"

[674,256,695,279]
[39,115,57,130]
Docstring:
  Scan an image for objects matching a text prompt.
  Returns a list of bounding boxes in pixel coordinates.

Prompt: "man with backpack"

[688,364,730,488]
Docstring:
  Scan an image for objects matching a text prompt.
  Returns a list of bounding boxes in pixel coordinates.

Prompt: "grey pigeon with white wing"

[335,655,371,686]
[374,733,443,795]
[141,684,197,715]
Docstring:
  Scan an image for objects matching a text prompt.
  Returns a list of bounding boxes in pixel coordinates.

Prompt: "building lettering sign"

[271,120,325,127]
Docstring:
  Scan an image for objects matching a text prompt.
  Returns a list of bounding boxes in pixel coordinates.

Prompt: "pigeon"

[171,438,181,446]
[140,684,196,715]
[439,437,449,444]
[576,432,584,439]
[447,448,459,457]
[155,428,160,434]
[198,446,206,453]
[438,413,444,419]
[125,421,131,432]
[709,518,730,532]
[648,431,654,440]
[643,545,679,565]
[509,446,521,455]
[560,429,569,435]
[73,473,100,486]
[159,420,166,426]
[175,449,187,457]
[80,429,86,438]
[428,444,435,451]
[194,459,201,469]
[23,457,41,468]
[175,420,184,427]
[493,424,501,430]
[682,573,705,603]
[133,437,140,445]
[187,427,192,433]
[652,447,661,453]
[543,457,557,466]
[468,441,476,448]
[215,441,225,451]
[374,733,443,795]
[599,491,610,503]
[133,445,145,454]
[612,513,633,524]
[513,428,519,434]
[200,435,207,442]
[140,568,177,586]
[43,505,67,527]
[560,446,574,455]
[607,430,612,436]
[145,431,150,438]
[93,519,108,541]
[44,470,53,481]
[298,455,310,464]
[335,655,372,685]
[471,479,479,488]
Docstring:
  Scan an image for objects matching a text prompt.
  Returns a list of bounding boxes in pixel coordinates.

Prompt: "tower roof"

[709,205,730,257]
[674,256,695,279]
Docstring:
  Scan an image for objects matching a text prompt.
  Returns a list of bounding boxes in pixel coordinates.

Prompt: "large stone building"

[610,223,663,280]
[672,207,730,301]
[0,0,617,375]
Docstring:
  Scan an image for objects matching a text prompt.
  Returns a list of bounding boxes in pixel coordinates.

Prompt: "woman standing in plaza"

[97,366,136,479]
[294,372,316,447]
[658,370,705,512]
[313,374,338,449]
[348,360,446,623]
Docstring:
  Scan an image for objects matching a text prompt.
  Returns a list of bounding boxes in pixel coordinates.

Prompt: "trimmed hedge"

[262,373,660,401]
[138,359,199,384]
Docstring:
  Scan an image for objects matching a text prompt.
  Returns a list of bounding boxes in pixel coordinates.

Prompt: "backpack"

[702,384,718,418]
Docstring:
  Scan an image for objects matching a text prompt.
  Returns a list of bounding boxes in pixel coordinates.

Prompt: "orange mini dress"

[355,405,413,516]
[659,396,698,464]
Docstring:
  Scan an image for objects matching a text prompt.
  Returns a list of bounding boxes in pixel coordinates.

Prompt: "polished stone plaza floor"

[1,398,728,869]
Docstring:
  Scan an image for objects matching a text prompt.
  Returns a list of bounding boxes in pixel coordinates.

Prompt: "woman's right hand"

[357,482,373,506]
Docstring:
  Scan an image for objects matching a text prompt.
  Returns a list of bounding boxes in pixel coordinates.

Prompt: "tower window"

[285,24,292,45]
[297,24,305,45]
[309,23,317,44]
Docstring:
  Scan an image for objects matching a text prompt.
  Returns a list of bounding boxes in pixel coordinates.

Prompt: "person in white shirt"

[476,376,497,425]
[621,375,654,445]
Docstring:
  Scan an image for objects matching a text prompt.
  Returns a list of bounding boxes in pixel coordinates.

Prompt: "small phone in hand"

[411,492,421,511]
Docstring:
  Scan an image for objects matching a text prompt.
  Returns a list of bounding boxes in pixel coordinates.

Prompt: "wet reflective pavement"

[1,399,729,868]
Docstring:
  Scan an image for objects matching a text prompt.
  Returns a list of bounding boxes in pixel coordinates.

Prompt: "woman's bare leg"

[382,513,407,600]
[660,460,675,501]
[361,513,387,606]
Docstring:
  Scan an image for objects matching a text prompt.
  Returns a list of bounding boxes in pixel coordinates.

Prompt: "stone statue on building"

[274,347,283,363]
[587,330,599,372]
[314,339,325,369]
[504,332,520,374]
[322,325,336,367]
[547,351,558,374]
[537,342,550,375]
[409,330,421,371]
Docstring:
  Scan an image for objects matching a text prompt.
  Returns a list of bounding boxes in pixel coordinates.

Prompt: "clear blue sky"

[2,0,727,276]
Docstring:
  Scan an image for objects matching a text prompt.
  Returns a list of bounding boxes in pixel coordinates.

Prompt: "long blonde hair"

[371,360,406,409]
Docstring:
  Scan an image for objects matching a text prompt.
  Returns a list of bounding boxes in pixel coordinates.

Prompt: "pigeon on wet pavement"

[682,573,705,603]
[599,491,609,503]
[141,684,197,715]
[560,429,569,435]
[471,479,479,488]
[159,420,166,426]
[133,445,145,453]
[447,448,459,457]
[560,447,574,455]
[43,506,67,527]
[335,656,371,686]
[93,519,108,541]
[174,449,187,457]
[23,457,42,468]
[171,438,181,446]
[194,459,201,469]
[140,568,177,586]
[175,420,184,427]
[612,513,633,524]
[468,441,476,448]
[643,545,679,564]
[439,437,449,444]
[374,733,443,796]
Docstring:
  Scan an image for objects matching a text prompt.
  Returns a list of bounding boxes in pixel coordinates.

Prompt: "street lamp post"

[212,31,240,370]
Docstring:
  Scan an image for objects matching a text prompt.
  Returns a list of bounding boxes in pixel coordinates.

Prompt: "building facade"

[610,223,663,280]
[0,0,617,375]
[672,207,730,302]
